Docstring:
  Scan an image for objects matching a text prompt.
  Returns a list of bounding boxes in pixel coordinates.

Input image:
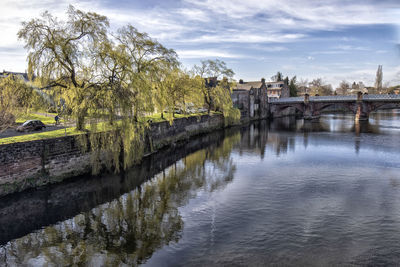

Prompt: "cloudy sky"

[1,0,400,88]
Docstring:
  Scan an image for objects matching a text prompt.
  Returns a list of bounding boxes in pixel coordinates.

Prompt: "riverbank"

[2,112,400,266]
[0,114,243,196]
[0,123,238,244]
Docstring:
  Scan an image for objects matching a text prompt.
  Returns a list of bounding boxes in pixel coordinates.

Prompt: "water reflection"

[1,110,400,266]
[0,130,235,246]
[267,110,400,155]
[0,132,240,266]
[269,110,400,136]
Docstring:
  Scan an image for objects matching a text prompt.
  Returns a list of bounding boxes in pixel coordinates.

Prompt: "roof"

[245,81,263,88]
[235,84,253,90]
[266,81,285,85]
[234,81,263,90]
[0,71,29,82]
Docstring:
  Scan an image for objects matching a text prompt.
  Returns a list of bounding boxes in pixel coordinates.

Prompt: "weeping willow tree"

[153,67,205,122]
[18,5,110,130]
[77,24,179,173]
[193,59,240,125]
[0,74,41,132]
[17,6,178,174]
[213,78,241,126]
[17,6,129,173]
[114,25,178,121]
[17,6,238,174]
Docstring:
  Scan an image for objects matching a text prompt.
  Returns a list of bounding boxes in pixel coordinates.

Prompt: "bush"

[0,111,16,132]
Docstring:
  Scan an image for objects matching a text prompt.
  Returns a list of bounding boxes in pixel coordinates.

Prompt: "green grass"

[143,112,212,123]
[0,127,82,145]
[0,112,216,145]
[16,112,64,125]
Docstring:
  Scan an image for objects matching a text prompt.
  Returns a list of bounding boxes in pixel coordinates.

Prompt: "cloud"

[334,45,370,51]
[176,49,244,59]
[183,0,400,31]
[0,0,399,85]
[176,8,210,22]
[3,0,398,47]
[185,33,306,44]
[260,46,289,52]
[310,45,372,55]
[310,50,348,55]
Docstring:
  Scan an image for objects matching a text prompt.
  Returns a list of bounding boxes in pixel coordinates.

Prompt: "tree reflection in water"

[0,132,240,266]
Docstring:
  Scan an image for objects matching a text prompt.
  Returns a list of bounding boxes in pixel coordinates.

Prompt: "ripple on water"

[3,112,400,266]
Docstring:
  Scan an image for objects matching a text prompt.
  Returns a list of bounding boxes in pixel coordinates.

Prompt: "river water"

[1,110,400,266]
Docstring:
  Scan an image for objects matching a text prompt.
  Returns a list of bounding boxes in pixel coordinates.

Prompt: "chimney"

[239,79,244,84]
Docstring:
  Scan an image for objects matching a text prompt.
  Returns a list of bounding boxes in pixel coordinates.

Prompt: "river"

[1,110,400,266]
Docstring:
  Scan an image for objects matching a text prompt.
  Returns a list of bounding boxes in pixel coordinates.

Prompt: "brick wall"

[0,114,225,196]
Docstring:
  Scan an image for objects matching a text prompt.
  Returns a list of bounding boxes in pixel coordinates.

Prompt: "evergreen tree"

[271,71,283,82]
[375,65,383,94]
[284,76,289,86]
[289,76,298,97]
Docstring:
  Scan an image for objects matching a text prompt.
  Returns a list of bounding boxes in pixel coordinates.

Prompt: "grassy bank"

[0,112,215,145]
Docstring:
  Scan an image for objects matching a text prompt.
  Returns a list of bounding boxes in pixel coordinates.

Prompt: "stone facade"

[232,78,269,120]
[0,114,226,196]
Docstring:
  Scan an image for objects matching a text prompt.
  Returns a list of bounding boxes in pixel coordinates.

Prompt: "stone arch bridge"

[269,93,400,121]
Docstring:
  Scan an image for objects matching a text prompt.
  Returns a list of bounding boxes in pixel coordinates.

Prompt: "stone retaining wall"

[0,114,226,196]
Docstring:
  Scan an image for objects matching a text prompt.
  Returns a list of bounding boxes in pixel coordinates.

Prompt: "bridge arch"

[369,102,400,113]
[270,103,304,114]
[315,102,356,114]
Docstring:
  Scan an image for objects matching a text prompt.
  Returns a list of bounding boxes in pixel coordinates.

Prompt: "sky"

[1,0,400,88]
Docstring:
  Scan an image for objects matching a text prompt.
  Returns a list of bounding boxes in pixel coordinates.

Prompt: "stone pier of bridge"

[354,92,369,121]
[302,92,369,121]
[303,94,320,121]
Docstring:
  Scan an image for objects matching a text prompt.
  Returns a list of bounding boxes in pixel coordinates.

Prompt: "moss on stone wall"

[0,114,227,197]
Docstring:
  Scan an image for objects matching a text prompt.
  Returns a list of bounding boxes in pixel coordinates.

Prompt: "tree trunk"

[133,105,138,122]
[76,113,85,130]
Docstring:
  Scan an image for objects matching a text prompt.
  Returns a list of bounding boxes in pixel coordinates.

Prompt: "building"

[232,78,268,119]
[266,81,290,98]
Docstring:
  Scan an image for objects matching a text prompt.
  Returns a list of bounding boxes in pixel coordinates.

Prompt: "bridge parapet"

[310,95,357,102]
[269,95,357,103]
[363,94,400,101]
[268,97,303,104]
[269,94,400,104]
